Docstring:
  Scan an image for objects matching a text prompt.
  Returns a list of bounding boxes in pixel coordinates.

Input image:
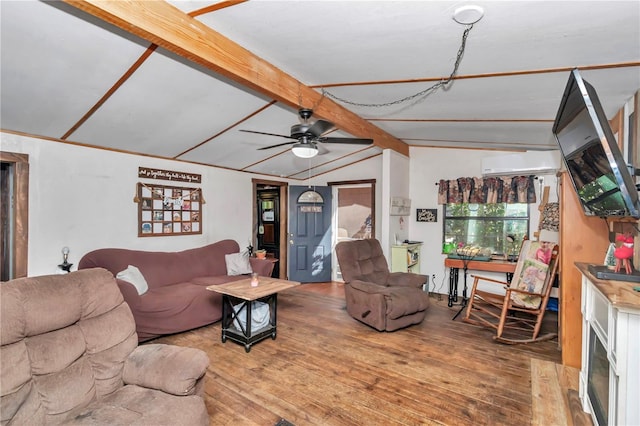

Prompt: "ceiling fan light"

[291,143,318,158]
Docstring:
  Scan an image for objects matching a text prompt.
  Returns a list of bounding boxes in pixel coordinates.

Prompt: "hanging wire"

[321,24,474,108]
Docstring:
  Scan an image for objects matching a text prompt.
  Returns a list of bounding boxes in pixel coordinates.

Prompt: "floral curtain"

[437,176,537,204]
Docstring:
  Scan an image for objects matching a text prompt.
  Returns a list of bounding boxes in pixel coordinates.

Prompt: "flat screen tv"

[552,69,639,219]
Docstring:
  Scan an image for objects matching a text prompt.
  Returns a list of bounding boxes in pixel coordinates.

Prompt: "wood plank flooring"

[152,283,588,426]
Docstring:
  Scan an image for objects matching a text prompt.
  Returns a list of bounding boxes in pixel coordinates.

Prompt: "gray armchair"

[335,239,430,331]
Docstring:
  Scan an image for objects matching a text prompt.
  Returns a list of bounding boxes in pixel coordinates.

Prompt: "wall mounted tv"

[552,69,639,219]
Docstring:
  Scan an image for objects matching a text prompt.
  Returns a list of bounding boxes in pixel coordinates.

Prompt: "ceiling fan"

[240,108,373,158]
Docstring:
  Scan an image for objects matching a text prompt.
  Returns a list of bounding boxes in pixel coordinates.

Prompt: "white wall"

[3,132,386,278]
[408,147,560,295]
[2,133,278,276]
[3,130,561,288]
[381,149,410,260]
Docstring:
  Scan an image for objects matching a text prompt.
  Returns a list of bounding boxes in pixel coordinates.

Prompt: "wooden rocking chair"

[462,239,560,344]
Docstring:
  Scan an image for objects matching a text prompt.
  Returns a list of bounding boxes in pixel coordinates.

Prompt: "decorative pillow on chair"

[116,265,149,295]
[225,253,253,276]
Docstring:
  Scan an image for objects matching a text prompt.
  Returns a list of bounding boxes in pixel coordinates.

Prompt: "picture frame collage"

[137,182,202,237]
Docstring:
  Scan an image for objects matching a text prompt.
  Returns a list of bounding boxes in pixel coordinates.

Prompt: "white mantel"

[578,263,640,426]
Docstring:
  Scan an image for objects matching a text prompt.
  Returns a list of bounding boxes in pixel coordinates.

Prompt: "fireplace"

[579,265,639,426]
[586,327,612,426]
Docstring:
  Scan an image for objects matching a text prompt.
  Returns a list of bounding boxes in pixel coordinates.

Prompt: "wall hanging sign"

[390,197,411,216]
[416,208,438,222]
[137,182,202,237]
[138,167,202,184]
[300,206,322,213]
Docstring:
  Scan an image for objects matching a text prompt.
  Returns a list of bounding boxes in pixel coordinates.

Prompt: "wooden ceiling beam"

[63,0,408,156]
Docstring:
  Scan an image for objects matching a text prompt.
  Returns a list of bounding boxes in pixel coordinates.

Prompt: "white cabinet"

[579,264,640,426]
[391,243,421,273]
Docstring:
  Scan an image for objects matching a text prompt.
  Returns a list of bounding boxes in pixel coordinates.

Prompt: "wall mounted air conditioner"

[481,151,561,177]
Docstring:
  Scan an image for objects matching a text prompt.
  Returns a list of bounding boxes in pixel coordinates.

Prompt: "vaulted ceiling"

[1,1,639,180]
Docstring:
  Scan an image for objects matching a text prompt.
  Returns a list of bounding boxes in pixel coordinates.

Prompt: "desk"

[445,258,516,318]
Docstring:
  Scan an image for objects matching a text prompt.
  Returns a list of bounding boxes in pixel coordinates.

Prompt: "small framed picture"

[417,208,437,222]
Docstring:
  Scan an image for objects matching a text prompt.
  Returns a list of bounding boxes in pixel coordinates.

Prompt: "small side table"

[207,277,299,352]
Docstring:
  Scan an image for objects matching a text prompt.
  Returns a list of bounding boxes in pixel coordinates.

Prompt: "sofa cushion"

[190,275,247,286]
[135,284,212,314]
[116,265,149,295]
[123,344,208,397]
[224,252,252,276]
[63,385,208,425]
[78,240,242,288]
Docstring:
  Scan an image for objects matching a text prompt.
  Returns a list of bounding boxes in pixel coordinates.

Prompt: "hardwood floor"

[153,283,588,426]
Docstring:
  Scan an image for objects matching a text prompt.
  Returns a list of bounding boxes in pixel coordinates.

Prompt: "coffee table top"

[207,277,300,301]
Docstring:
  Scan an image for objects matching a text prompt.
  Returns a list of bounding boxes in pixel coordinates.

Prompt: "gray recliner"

[335,239,430,331]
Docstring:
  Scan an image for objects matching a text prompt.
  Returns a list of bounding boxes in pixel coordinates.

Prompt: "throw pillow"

[225,252,253,276]
[116,265,149,295]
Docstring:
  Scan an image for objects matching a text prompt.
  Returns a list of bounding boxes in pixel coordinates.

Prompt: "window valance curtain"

[437,176,537,204]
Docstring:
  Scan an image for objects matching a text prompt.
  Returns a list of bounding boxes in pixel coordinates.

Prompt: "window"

[443,203,529,256]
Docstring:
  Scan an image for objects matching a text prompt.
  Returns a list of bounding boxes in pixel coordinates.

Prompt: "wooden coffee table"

[207,277,299,352]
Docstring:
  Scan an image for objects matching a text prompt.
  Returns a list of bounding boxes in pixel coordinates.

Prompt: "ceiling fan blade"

[257,141,298,150]
[319,137,373,145]
[240,129,294,140]
[316,143,330,155]
[308,119,335,137]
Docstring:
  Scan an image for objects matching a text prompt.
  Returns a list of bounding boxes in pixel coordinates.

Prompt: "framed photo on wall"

[416,208,437,222]
[137,182,202,237]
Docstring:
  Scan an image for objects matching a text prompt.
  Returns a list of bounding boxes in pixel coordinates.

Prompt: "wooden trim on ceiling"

[62,45,159,140]
[188,1,247,17]
[327,179,377,186]
[368,118,554,123]
[63,2,244,142]
[314,62,640,89]
[175,101,278,159]
[63,0,408,156]
[285,146,375,179]
[297,152,383,180]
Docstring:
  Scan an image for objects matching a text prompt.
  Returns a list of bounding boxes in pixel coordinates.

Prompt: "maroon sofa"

[78,240,275,341]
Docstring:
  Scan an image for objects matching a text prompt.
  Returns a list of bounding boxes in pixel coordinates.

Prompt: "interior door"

[288,185,332,283]
[256,188,279,277]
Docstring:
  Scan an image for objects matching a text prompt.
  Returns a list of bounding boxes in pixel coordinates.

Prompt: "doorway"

[288,185,333,283]
[256,187,280,278]
[253,179,287,279]
[328,179,376,281]
[1,151,29,281]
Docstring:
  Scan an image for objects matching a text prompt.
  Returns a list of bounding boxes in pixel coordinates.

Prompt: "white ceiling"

[1,1,639,180]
